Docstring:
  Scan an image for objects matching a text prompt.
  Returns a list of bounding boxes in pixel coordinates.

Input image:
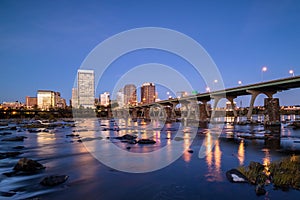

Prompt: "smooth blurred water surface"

[0,115,300,199]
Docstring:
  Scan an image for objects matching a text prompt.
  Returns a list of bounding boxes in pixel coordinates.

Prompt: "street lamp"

[206,86,210,92]
[238,80,242,85]
[261,66,267,82]
[289,69,295,77]
[213,79,218,91]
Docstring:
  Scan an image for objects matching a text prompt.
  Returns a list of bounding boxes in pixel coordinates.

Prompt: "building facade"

[71,88,78,108]
[77,69,95,108]
[37,90,66,110]
[141,82,156,104]
[26,96,37,109]
[124,84,137,106]
[37,90,56,110]
[100,92,110,106]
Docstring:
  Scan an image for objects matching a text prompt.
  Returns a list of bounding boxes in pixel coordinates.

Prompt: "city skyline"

[0,0,300,106]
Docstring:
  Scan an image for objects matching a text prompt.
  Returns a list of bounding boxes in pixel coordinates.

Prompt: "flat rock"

[1,136,27,142]
[13,158,45,172]
[226,169,249,183]
[40,175,69,186]
[138,139,156,144]
[0,132,12,136]
[0,191,16,197]
[0,152,22,159]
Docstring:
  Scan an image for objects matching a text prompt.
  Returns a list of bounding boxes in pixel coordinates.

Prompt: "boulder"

[226,169,248,183]
[13,146,25,150]
[40,175,69,186]
[0,152,22,159]
[115,134,137,140]
[187,149,194,153]
[138,139,156,144]
[13,158,45,172]
[0,191,16,197]
[0,132,12,136]
[1,136,27,142]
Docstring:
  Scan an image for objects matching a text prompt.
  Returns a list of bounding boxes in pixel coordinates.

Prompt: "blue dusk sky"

[0,0,300,106]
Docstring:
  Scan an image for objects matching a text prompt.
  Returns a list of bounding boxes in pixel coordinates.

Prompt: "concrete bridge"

[116,75,300,125]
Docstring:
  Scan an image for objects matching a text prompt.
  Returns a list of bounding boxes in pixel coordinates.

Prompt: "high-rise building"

[77,69,95,108]
[37,90,56,110]
[100,92,110,106]
[71,88,78,108]
[124,84,137,106]
[141,82,156,104]
[116,89,125,108]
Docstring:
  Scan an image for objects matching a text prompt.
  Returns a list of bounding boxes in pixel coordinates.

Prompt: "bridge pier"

[130,108,137,119]
[227,96,238,118]
[264,98,280,126]
[246,90,276,120]
[142,107,150,120]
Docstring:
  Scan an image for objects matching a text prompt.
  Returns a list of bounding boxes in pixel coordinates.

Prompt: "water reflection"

[238,140,245,166]
[205,132,223,182]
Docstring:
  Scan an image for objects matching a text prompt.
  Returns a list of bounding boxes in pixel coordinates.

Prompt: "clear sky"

[0,0,299,106]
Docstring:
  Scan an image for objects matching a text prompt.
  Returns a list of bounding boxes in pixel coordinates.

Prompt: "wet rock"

[187,149,194,153]
[255,184,266,196]
[13,146,25,149]
[0,132,12,136]
[13,158,45,172]
[115,134,137,140]
[127,139,137,144]
[66,134,79,137]
[28,129,41,133]
[1,136,27,142]
[0,152,22,159]
[138,139,156,144]
[226,169,248,183]
[40,175,69,186]
[126,146,131,150]
[0,191,16,197]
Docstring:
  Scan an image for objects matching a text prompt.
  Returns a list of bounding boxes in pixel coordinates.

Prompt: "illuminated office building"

[141,82,156,104]
[77,69,95,108]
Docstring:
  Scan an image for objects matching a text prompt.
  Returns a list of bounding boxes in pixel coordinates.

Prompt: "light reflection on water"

[1,116,300,199]
[205,131,223,182]
[238,140,245,166]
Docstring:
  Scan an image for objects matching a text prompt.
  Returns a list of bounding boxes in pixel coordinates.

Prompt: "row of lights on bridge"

[167,67,296,98]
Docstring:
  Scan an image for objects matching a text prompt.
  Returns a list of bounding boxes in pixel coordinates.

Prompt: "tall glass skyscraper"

[77,69,95,108]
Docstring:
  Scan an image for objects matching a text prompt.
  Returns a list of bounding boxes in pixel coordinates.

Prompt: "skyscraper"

[77,69,95,108]
[141,82,156,104]
[124,84,137,106]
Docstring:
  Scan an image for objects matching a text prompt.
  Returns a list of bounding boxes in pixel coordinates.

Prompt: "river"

[0,115,300,199]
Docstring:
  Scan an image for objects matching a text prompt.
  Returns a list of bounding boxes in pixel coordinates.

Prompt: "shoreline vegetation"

[227,155,300,195]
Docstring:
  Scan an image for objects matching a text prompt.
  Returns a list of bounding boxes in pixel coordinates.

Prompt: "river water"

[0,115,300,200]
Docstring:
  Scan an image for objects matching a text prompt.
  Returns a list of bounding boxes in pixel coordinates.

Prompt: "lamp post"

[206,86,210,93]
[261,66,267,82]
[238,80,242,86]
[213,79,218,91]
[289,69,295,77]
